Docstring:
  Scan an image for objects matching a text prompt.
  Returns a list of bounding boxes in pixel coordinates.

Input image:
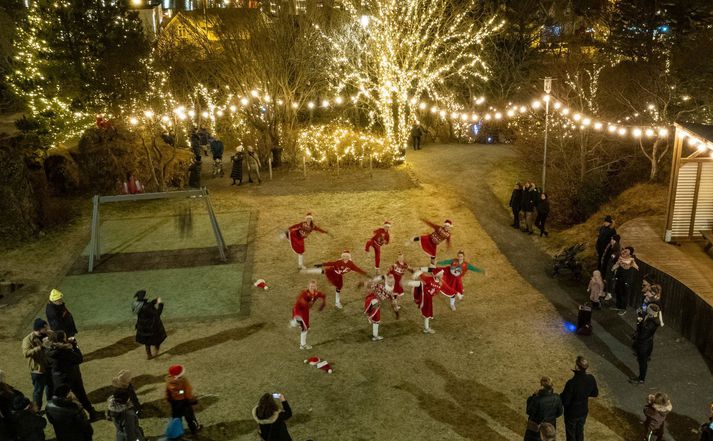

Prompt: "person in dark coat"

[197,126,210,156]
[595,216,617,269]
[700,403,713,441]
[629,304,662,384]
[535,192,550,237]
[190,128,201,159]
[10,395,47,441]
[601,234,621,297]
[252,393,293,441]
[0,370,25,439]
[509,183,523,229]
[45,289,78,338]
[132,290,167,360]
[561,356,599,441]
[642,392,672,441]
[524,377,563,441]
[411,123,423,150]
[45,385,93,441]
[230,146,244,185]
[522,183,539,234]
[612,247,638,314]
[46,331,98,420]
[188,156,201,188]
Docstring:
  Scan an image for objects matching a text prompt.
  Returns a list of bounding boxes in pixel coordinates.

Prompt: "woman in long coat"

[132,290,167,360]
[230,146,244,185]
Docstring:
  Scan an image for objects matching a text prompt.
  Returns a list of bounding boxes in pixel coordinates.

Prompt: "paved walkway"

[408,144,712,440]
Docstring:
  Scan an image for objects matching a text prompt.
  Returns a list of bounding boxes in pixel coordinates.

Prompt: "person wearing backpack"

[252,393,293,441]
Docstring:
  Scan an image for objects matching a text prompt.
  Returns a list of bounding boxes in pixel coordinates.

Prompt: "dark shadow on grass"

[667,411,701,441]
[163,322,266,356]
[87,373,165,403]
[139,395,220,419]
[83,335,137,363]
[589,400,641,437]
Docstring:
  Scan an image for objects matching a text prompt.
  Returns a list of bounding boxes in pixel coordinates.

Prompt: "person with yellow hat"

[45,289,78,338]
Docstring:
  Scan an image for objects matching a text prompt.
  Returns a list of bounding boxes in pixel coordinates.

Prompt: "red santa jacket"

[322,259,367,276]
[289,221,327,239]
[423,220,451,246]
[368,228,390,247]
[295,289,326,311]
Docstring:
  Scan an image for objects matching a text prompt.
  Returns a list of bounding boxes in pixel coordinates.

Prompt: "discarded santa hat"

[253,279,268,290]
[304,356,333,374]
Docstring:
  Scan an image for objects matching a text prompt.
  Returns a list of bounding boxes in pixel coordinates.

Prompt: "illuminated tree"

[323,0,503,153]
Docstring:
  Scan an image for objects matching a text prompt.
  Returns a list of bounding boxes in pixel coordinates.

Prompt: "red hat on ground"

[254,279,268,290]
[168,365,185,378]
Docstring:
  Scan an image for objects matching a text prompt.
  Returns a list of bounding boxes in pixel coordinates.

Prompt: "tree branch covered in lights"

[323,0,503,153]
[9,0,149,147]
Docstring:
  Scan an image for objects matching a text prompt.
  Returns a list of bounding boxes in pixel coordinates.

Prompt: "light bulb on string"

[240,98,249,106]
[594,122,603,130]
[188,110,196,117]
[335,96,343,105]
[519,106,527,113]
[645,128,654,138]
[531,100,541,109]
[250,90,259,98]
[582,118,591,126]
[658,128,669,137]
[561,108,570,115]
[430,106,438,113]
[494,112,502,120]
[633,128,642,137]
[291,102,299,109]
[573,113,581,122]
[419,102,427,110]
[307,102,315,110]
[129,117,138,125]
[553,102,561,110]
[143,110,154,119]
[229,105,237,112]
[608,125,616,133]
[618,128,627,136]
[216,110,224,117]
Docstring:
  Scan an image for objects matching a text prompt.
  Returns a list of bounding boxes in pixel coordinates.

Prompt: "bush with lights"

[296,121,397,167]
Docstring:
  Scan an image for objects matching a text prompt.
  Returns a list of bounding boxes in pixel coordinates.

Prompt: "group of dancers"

[284,213,484,349]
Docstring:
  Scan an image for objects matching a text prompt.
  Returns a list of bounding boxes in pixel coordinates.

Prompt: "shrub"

[296,122,399,167]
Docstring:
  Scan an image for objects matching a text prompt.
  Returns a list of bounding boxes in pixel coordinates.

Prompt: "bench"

[702,230,713,253]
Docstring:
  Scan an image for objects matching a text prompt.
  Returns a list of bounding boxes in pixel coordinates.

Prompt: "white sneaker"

[456,294,464,301]
[335,302,343,310]
[372,336,384,341]
[450,304,456,311]
[423,328,436,334]
[300,344,312,350]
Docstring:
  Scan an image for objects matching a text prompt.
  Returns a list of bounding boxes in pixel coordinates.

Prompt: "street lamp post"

[542,77,552,193]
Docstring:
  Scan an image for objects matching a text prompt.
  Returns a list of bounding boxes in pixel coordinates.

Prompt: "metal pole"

[303,155,307,178]
[542,77,552,193]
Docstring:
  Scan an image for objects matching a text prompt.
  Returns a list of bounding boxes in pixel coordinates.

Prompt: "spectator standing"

[629,304,662,385]
[700,403,713,441]
[132,290,167,360]
[45,385,93,441]
[587,271,604,310]
[0,370,25,439]
[111,370,141,413]
[612,247,639,315]
[602,235,621,298]
[45,289,78,338]
[252,393,293,441]
[197,126,209,156]
[595,216,617,270]
[106,389,144,441]
[165,365,201,435]
[230,146,244,185]
[46,331,99,420]
[509,183,523,229]
[189,128,201,159]
[536,192,550,237]
[245,146,262,184]
[209,137,225,178]
[188,156,201,189]
[10,395,47,441]
[411,123,423,150]
[523,183,539,234]
[21,318,53,409]
[524,377,563,441]
[539,422,556,441]
[560,356,599,441]
[642,393,672,441]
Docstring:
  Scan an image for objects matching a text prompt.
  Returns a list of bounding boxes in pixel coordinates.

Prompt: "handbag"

[165,417,184,439]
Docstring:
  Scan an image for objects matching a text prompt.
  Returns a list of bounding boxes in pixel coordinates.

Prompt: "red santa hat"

[305,212,314,220]
[168,364,185,378]
[253,279,268,290]
[433,269,445,279]
[304,357,333,373]
[341,250,352,260]
[383,220,392,228]
[444,219,453,227]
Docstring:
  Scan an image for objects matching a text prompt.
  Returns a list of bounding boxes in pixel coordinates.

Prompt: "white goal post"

[87,188,227,273]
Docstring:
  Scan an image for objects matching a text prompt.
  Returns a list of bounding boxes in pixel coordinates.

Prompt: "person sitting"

[45,385,93,441]
[122,172,144,195]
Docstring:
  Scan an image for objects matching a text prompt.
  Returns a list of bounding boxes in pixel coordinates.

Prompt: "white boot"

[449,297,456,311]
[372,323,383,341]
[423,318,435,334]
[300,331,312,350]
[289,319,298,328]
[456,293,464,301]
[335,292,343,309]
[297,254,305,270]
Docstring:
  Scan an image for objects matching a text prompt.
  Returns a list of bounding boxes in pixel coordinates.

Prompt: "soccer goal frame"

[87,188,227,273]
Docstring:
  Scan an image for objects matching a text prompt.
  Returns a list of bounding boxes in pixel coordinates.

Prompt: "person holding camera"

[252,393,293,441]
[46,331,99,421]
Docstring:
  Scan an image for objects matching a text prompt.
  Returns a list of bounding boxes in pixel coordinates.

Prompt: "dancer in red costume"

[289,280,326,350]
[436,250,484,311]
[363,274,398,341]
[404,269,444,334]
[302,250,368,309]
[411,219,452,267]
[387,252,413,310]
[364,221,391,274]
[284,213,328,269]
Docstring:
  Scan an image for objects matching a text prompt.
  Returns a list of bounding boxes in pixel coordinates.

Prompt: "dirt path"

[0,145,709,440]
[408,143,713,440]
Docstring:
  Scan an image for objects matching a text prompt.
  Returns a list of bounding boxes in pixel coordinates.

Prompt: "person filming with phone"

[252,392,293,441]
